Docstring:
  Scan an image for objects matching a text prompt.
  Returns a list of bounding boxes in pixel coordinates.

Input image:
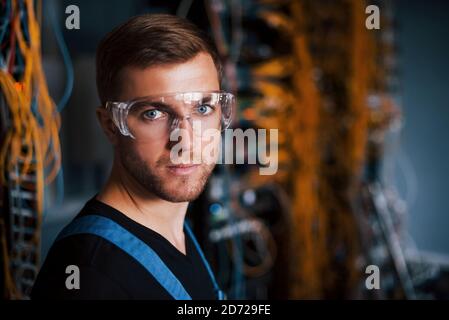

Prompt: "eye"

[196,104,214,115]
[142,109,165,120]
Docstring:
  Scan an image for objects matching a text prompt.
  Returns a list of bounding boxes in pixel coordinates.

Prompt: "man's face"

[116,53,221,202]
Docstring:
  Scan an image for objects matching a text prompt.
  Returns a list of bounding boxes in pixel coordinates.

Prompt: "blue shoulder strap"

[56,214,224,300]
[184,221,225,300]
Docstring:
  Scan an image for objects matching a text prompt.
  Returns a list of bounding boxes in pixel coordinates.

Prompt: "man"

[31,13,233,299]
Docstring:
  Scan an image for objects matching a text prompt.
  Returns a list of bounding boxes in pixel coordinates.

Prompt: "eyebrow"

[131,95,216,115]
[200,96,212,104]
[144,96,213,108]
[132,101,173,112]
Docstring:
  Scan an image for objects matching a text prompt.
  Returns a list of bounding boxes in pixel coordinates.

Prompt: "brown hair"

[96,13,222,105]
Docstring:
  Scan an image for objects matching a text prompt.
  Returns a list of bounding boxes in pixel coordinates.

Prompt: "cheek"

[132,139,167,164]
[199,131,221,156]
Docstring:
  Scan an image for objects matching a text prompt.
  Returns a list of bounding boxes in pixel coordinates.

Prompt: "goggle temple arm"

[105,101,135,139]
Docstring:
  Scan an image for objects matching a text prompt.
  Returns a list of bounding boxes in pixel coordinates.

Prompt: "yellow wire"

[0,0,61,298]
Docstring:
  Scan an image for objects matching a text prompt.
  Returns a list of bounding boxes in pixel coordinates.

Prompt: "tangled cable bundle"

[0,0,61,298]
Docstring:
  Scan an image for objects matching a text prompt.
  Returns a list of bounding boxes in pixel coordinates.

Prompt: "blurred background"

[1,0,448,299]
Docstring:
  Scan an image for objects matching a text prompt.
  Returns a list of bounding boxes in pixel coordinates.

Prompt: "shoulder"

[31,200,135,299]
[31,262,131,299]
[31,233,131,299]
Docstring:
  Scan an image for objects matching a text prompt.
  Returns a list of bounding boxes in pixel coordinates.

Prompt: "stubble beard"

[120,145,215,202]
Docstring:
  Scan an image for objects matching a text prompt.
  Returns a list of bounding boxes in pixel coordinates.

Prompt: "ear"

[96,106,119,145]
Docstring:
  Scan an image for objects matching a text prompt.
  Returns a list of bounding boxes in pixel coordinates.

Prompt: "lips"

[166,164,200,175]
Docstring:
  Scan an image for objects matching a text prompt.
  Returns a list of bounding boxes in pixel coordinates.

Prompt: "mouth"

[166,164,200,175]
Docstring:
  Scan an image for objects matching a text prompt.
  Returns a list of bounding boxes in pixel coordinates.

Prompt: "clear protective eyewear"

[105,91,234,140]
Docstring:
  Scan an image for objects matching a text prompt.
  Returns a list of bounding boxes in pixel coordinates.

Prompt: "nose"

[167,116,194,155]
[177,116,194,151]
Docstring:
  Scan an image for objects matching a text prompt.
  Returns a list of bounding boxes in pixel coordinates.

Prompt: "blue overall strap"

[56,215,192,300]
[184,221,225,300]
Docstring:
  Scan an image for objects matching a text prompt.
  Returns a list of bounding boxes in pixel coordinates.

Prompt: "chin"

[156,165,213,201]
[160,177,205,202]
[122,149,214,202]
[157,187,204,202]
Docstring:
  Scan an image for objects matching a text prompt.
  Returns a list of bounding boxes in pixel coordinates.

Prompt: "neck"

[96,158,188,254]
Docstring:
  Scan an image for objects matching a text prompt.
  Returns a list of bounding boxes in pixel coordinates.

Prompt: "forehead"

[119,52,220,101]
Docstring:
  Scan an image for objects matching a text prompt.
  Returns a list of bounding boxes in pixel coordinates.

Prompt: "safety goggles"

[105,91,234,140]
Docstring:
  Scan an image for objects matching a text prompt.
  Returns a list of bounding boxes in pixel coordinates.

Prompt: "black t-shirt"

[31,197,217,300]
